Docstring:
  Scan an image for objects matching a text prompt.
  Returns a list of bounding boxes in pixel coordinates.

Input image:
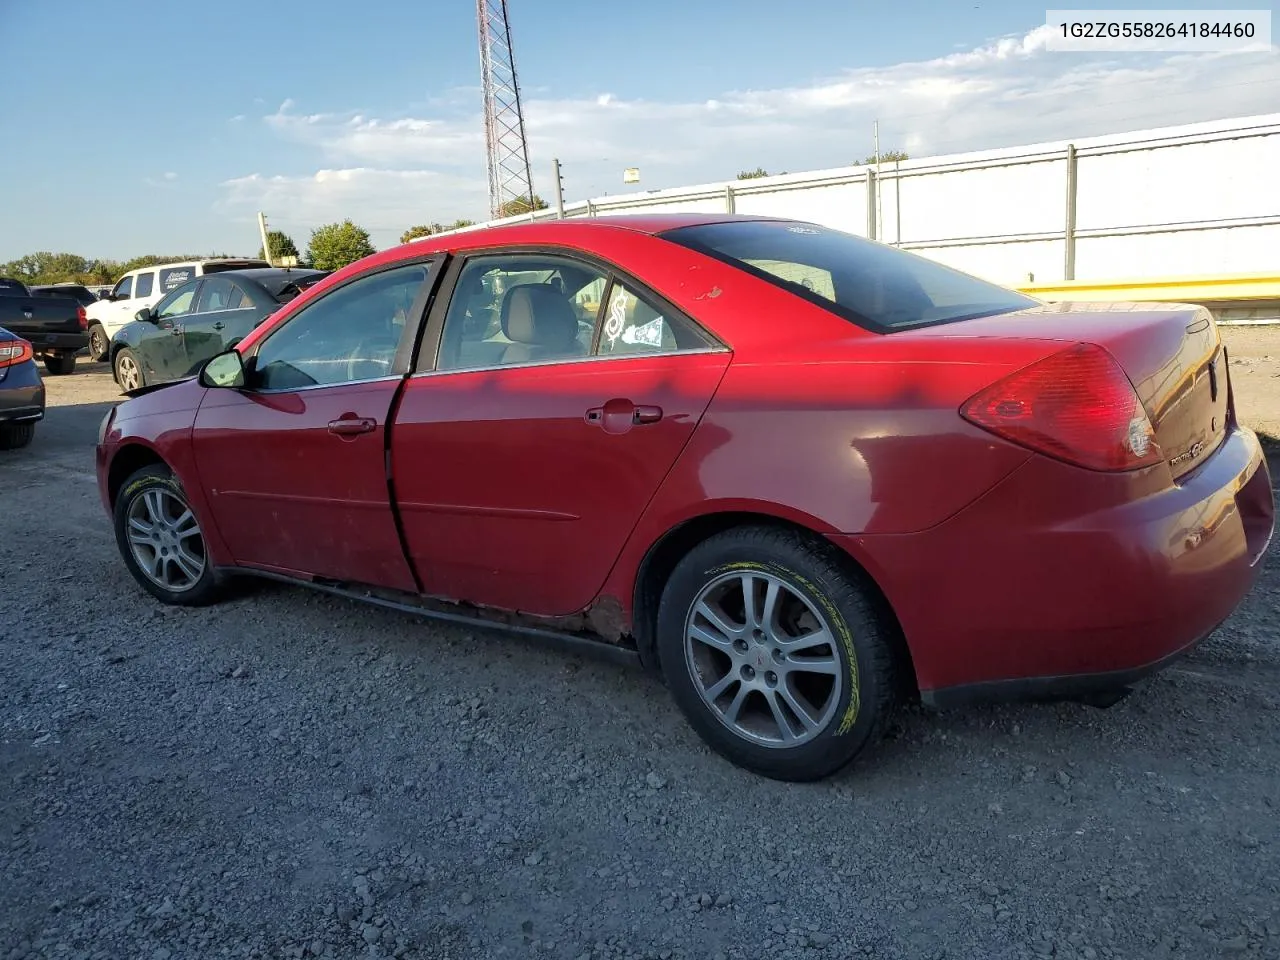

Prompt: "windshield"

[661,219,1037,332]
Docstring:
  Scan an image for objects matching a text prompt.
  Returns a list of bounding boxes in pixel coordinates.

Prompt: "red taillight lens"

[0,339,34,368]
[77,306,88,330]
[961,342,1163,472]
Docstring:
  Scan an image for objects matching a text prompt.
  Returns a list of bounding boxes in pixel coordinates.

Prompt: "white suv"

[85,258,269,360]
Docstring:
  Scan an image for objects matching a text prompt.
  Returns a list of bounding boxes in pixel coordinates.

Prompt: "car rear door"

[191,259,436,590]
[390,251,730,617]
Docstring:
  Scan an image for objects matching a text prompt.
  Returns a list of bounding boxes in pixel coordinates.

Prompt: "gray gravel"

[2,362,1280,960]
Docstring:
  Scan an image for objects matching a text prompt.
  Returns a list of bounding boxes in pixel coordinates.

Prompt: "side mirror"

[199,349,247,389]
[135,306,153,323]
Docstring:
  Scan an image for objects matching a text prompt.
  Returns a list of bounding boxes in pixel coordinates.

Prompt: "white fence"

[441,113,1280,288]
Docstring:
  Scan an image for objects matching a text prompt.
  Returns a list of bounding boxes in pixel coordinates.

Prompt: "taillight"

[961,342,1163,472]
[77,306,88,330]
[0,339,34,368]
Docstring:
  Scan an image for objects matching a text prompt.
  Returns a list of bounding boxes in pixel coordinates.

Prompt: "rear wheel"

[88,323,109,361]
[0,423,36,450]
[114,348,143,392]
[113,464,222,606]
[657,525,900,782]
[43,354,76,376]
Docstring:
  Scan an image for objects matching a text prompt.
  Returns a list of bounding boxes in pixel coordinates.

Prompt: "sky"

[1,0,1277,261]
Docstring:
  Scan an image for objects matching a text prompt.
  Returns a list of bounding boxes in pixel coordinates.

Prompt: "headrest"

[500,285,578,347]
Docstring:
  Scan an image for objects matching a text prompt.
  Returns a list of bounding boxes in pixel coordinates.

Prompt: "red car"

[96,214,1274,781]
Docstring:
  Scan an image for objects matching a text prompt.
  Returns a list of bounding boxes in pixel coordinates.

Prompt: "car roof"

[333,213,780,276]
[129,258,268,274]
[210,267,330,297]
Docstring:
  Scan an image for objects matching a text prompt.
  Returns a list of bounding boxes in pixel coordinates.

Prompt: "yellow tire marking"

[713,560,861,734]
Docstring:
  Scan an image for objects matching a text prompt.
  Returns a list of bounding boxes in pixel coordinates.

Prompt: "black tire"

[113,347,144,392]
[0,423,36,450]
[88,323,109,361]
[113,464,223,606]
[656,525,900,782]
[43,354,76,376]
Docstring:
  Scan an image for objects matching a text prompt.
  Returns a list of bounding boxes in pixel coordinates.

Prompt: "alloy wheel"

[684,570,844,748]
[116,353,140,391]
[125,487,206,592]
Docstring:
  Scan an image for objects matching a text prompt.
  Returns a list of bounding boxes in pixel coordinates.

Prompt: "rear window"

[662,220,1037,332]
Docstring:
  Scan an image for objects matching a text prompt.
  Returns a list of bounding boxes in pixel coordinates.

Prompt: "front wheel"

[656,526,901,782]
[114,347,144,392]
[88,323,109,361]
[113,464,223,606]
[43,354,76,376]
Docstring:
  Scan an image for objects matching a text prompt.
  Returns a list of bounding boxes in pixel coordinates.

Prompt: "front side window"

[154,280,199,320]
[252,262,429,390]
[436,255,604,371]
[134,272,155,298]
[112,276,133,300]
[663,220,1037,332]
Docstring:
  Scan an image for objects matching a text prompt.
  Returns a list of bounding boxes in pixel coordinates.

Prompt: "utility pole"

[257,212,273,266]
[552,158,565,219]
[873,120,883,242]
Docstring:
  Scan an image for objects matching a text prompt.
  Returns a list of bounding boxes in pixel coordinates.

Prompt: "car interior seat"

[499,284,585,365]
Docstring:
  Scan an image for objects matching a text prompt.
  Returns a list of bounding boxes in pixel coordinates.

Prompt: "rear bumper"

[0,364,46,422]
[25,331,87,353]
[835,425,1274,704]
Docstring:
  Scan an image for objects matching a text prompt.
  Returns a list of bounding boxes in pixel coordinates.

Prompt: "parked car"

[0,277,89,375]
[85,258,269,361]
[95,214,1275,781]
[29,283,100,308]
[109,267,330,392]
[0,325,46,449]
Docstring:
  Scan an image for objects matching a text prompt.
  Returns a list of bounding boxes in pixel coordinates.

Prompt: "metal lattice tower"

[477,0,535,220]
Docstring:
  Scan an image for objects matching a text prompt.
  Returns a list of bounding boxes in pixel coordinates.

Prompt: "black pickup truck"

[0,278,89,375]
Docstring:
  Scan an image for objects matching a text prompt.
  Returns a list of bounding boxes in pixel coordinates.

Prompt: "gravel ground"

[2,346,1280,960]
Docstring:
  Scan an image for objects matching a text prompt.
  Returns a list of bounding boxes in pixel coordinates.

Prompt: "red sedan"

[96,214,1275,781]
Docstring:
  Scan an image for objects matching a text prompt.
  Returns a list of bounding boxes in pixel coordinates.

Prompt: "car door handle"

[212,322,224,331]
[327,416,377,437]
[586,399,664,433]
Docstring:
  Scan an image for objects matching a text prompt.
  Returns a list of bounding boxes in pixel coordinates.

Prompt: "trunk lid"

[902,301,1229,479]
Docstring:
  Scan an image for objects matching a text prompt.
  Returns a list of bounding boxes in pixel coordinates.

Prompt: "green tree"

[498,195,548,218]
[306,220,376,271]
[257,230,300,263]
[862,149,909,164]
[737,167,770,180]
[400,218,477,244]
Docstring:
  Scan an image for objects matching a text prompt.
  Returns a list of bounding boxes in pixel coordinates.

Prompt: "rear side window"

[662,220,1037,332]
[160,267,195,291]
[134,272,155,297]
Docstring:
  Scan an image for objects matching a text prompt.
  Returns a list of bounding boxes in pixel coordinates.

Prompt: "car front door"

[390,252,731,617]
[134,279,201,382]
[181,276,264,376]
[190,260,436,590]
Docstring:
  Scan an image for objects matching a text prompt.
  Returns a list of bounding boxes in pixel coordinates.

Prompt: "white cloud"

[216,168,487,250]
[163,172,178,181]
[224,26,1280,236]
